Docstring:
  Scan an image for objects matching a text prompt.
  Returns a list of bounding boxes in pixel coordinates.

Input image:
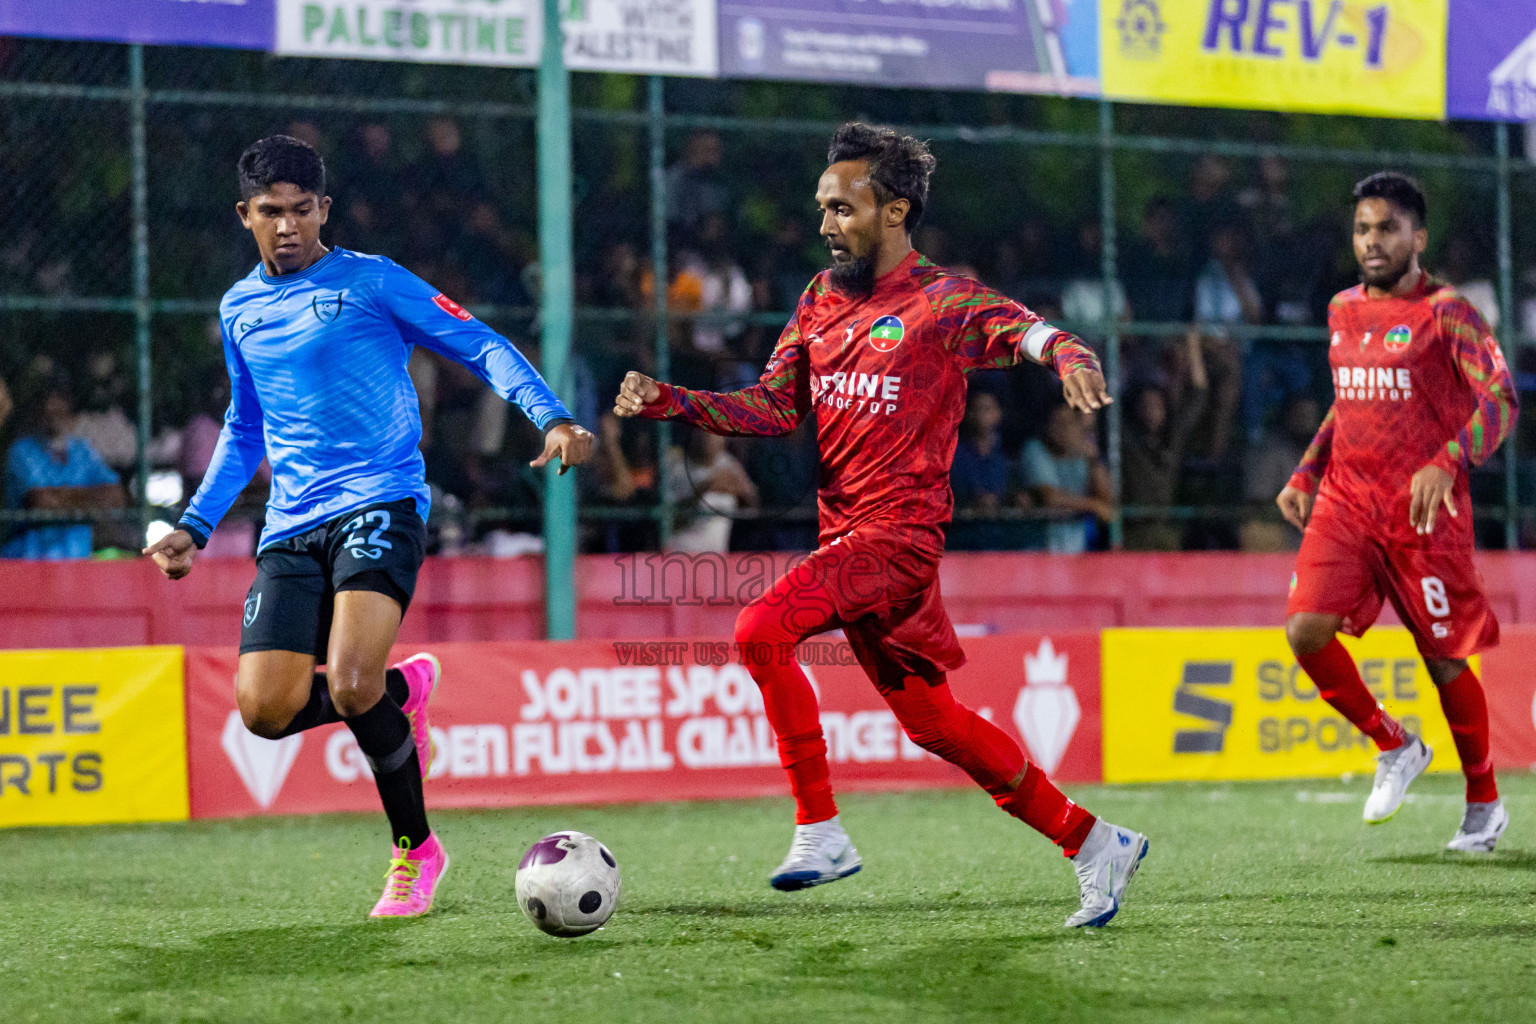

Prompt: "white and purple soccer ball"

[515,831,621,937]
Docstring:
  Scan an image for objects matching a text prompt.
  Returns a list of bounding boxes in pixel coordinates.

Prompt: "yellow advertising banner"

[1103,628,1461,783]
[0,646,188,827]
[1100,0,1448,119]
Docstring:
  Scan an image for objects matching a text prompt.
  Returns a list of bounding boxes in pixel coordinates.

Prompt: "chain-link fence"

[1,37,1532,564]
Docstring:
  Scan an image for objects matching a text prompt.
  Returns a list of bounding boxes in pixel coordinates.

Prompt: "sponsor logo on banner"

[1101,0,1448,119]
[1013,638,1081,775]
[276,0,540,65]
[563,0,718,77]
[0,0,274,50]
[1447,2,1536,121]
[1102,628,1460,784]
[184,634,1101,819]
[0,647,188,828]
[222,711,302,809]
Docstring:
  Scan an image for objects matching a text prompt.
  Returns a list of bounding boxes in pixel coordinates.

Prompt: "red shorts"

[780,523,965,689]
[1286,520,1498,660]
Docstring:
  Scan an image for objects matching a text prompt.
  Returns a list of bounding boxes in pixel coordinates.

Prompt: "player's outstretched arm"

[530,421,595,476]
[610,312,809,437]
[939,276,1110,412]
[143,528,197,580]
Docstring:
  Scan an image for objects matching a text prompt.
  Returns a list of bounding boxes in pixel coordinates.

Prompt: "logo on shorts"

[868,315,904,353]
[432,293,474,322]
[1289,572,1297,595]
[1384,324,1412,352]
[243,592,262,627]
[311,293,344,324]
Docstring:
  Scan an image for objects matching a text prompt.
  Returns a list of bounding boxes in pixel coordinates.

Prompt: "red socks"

[734,584,842,825]
[884,678,1095,857]
[1296,638,1406,752]
[1438,668,1498,803]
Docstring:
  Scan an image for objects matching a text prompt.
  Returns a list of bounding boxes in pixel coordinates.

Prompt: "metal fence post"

[1496,122,1518,550]
[130,44,152,539]
[649,75,674,547]
[1098,98,1123,549]
[538,0,577,638]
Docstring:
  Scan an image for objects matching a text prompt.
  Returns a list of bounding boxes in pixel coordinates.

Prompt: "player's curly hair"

[1354,171,1426,228]
[238,135,326,200]
[827,122,937,231]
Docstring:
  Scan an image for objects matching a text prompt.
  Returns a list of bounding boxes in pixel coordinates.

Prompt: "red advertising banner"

[185,631,1101,820]
[1474,625,1536,772]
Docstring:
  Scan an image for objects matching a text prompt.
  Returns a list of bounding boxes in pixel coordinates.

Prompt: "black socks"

[273,668,409,738]
[343,693,431,850]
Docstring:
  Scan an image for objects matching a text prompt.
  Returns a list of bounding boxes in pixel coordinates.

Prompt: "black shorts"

[239,498,427,660]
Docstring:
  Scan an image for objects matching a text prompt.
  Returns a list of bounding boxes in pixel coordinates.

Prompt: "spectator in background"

[755,216,820,314]
[413,117,489,222]
[180,369,269,556]
[583,413,660,553]
[448,202,530,307]
[1121,331,1208,551]
[665,131,729,235]
[1191,221,1261,456]
[1241,156,1327,326]
[1122,197,1193,325]
[1060,218,1128,331]
[949,390,1030,551]
[662,427,757,553]
[686,212,753,358]
[739,418,819,552]
[0,374,11,431]
[1438,234,1501,331]
[3,384,123,559]
[336,121,404,251]
[1022,402,1115,554]
[72,348,137,475]
[1241,393,1322,552]
[1178,154,1240,271]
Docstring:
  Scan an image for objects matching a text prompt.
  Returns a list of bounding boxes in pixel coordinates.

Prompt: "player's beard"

[1359,250,1414,291]
[828,239,879,298]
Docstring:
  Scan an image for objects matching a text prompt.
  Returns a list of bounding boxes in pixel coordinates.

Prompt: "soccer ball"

[515,831,621,937]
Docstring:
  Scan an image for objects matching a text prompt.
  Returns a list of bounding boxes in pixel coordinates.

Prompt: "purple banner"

[0,0,274,51]
[1447,0,1536,122]
[718,0,1099,95]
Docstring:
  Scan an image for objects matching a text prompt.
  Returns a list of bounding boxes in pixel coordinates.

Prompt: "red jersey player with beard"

[1278,172,1517,852]
[615,123,1148,928]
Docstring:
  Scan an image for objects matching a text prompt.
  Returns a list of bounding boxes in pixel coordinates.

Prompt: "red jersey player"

[1278,172,1517,851]
[614,123,1148,928]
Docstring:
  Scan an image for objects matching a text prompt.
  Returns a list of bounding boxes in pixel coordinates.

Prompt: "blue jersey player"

[145,135,593,918]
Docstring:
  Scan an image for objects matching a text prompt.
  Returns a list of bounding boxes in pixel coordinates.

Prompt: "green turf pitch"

[4,775,1536,1024]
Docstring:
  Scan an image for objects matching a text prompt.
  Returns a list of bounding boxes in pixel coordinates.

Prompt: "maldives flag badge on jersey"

[869,315,905,352]
[1384,324,1412,352]
[432,293,474,322]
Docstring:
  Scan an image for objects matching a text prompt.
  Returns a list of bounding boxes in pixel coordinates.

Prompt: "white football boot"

[1362,736,1433,824]
[1446,800,1509,853]
[1065,819,1149,928]
[769,815,863,891]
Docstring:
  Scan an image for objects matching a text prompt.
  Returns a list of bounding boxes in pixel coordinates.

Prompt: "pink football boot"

[393,652,440,780]
[369,833,450,919]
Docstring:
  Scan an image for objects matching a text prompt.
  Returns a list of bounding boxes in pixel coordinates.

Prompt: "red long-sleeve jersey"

[1288,273,1517,547]
[641,251,1099,544]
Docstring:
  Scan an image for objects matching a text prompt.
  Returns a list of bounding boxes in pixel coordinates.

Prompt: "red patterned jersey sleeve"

[1287,405,1336,495]
[930,273,1100,379]
[639,279,815,436]
[1428,294,1518,476]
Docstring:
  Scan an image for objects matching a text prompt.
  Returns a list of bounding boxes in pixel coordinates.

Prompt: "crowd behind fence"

[2,38,1534,563]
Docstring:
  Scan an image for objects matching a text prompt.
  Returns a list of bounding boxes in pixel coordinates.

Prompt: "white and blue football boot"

[1446,800,1509,853]
[1065,819,1149,928]
[1363,736,1433,824]
[769,815,863,891]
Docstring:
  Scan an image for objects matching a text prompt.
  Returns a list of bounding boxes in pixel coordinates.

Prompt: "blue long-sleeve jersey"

[179,247,572,551]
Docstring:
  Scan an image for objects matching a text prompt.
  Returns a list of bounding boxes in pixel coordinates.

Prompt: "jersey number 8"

[1421,576,1450,619]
